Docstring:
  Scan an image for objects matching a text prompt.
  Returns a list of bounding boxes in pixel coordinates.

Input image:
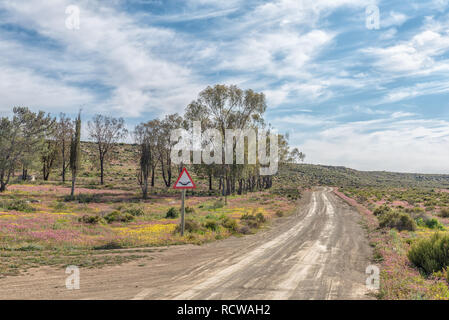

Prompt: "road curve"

[0,187,373,300]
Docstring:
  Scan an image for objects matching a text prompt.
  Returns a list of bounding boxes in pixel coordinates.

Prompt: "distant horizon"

[72,138,449,176]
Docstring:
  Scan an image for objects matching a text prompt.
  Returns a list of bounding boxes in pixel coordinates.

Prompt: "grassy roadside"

[0,184,299,278]
[333,187,449,300]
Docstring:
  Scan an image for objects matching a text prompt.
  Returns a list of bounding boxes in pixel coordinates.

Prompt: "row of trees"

[0,85,305,198]
[0,108,82,196]
[0,108,124,195]
[134,84,305,199]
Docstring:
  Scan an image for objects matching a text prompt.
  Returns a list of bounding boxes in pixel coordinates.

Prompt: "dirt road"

[0,187,373,300]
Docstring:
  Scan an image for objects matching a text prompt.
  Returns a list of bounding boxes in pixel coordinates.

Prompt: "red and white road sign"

[173,168,196,189]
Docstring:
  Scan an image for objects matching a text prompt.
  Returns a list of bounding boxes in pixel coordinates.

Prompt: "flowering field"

[335,186,449,300]
[0,184,297,277]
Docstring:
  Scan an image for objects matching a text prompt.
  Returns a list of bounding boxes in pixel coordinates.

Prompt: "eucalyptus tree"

[56,113,73,182]
[185,84,267,202]
[134,119,160,199]
[158,114,185,187]
[70,112,82,197]
[88,115,128,185]
[0,107,54,192]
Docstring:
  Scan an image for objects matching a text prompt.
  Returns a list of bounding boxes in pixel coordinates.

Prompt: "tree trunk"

[43,164,49,181]
[62,140,66,182]
[151,168,155,187]
[100,158,104,185]
[167,167,172,187]
[142,180,148,199]
[0,171,6,192]
[209,174,213,190]
[71,172,76,197]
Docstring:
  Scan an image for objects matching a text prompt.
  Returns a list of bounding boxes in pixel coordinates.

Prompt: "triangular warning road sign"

[173,168,196,189]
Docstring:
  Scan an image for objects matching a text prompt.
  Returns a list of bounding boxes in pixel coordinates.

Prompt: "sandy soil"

[0,187,373,300]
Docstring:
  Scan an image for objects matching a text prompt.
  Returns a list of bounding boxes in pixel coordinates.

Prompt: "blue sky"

[1,0,449,173]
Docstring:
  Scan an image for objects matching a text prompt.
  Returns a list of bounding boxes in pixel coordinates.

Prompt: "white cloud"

[364,23,449,74]
[297,117,449,173]
[381,11,408,29]
[273,113,334,126]
[0,65,94,114]
[0,0,205,117]
[384,81,449,103]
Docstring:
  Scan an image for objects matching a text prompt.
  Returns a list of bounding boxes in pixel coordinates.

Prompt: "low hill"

[277,163,449,188]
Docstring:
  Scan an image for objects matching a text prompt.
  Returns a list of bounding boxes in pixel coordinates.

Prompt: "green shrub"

[222,217,238,231]
[378,210,416,231]
[124,206,145,216]
[185,206,195,214]
[415,217,426,227]
[255,212,266,223]
[64,193,100,203]
[373,205,392,216]
[241,213,256,221]
[440,208,449,218]
[238,226,251,235]
[79,215,102,224]
[204,219,219,231]
[175,219,202,233]
[94,241,123,250]
[50,201,67,211]
[15,243,44,251]
[104,211,134,223]
[425,218,445,230]
[165,207,179,218]
[4,199,35,212]
[406,207,426,214]
[408,233,449,275]
[241,214,259,229]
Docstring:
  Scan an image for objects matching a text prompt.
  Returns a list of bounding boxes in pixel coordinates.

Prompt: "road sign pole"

[181,189,186,236]
[173,167,195,237]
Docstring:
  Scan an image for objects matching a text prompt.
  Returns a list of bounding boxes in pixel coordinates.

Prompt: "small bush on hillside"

[3,199,35,212]
[415,217,426,228]
[256,212,266,223]
[222,217,238,231]
[241,212,266,229]
[94,241,123,250]
[373,205,392,216]
[241,213,256,221]
[64,193,100,203]
[408,233,449,275]
[124,206,145,216]
[405,207,426,214]
[238,226,251,234]
[440,208,449,218]
[175,219,202,233]
[104,211,134,223]
[185,206,195,214]
[425,218,445,230]
[52,201,67,210]
[165,207,179,218]
[204,219,219,231]
[79,215,102,224]
[378,210,416,231]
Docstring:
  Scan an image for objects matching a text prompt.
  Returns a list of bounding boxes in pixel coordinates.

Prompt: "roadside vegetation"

[0,85,303,277]
[337,186,449,300]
